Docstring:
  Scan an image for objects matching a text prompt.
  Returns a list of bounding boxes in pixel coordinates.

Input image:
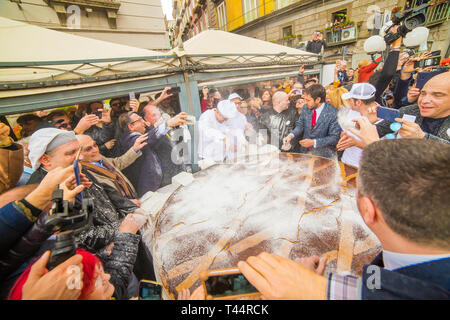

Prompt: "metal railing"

[324,22,359,46]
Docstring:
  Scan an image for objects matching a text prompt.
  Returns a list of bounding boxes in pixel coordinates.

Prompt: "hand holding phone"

[167,87,181,95]
[73,148,83,201]
[200,268,260,300]
[138,280,162,300]
[376,106,401,123]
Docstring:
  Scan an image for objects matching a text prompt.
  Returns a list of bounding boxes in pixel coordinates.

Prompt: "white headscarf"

[28,128,77,170]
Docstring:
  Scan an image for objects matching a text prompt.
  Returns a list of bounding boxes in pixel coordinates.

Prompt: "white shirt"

[289,103,325,148]
[383,250,450,271]
[197,109,246,162]
[229,112,247,131]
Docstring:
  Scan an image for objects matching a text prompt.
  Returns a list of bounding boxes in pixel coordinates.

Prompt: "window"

[282,25,292,37]
[217,2,228,31]
[282,25,293,47]
[243,0,258,24]
[276,0,296,10]
[332,9,348,25]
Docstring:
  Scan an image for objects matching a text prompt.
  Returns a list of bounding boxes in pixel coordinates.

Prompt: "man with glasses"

[118,112,164,198]
[76,134,147,206]
[228,93,254,139]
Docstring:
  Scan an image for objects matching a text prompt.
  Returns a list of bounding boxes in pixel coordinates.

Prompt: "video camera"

[384,3,430,45]
[45,188,93,270]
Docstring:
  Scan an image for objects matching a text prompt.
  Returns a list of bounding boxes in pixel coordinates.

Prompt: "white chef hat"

[228,92,243,100]
[217,99,238,120]
[28,128,77,170]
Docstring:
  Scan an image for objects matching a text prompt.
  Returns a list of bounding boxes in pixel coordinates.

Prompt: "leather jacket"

[258,107,298,148]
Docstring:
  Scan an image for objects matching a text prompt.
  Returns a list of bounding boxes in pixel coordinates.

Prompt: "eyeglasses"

[130,116,144,125]
[111,102,124,108]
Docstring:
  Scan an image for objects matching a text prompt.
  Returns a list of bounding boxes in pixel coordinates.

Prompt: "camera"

[384,3,429,45]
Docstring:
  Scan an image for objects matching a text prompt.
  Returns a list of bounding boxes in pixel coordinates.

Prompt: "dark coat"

[0,201,37,258]
[258,107,298,149]
[291,103,341,158]
[361,253,450,299]
[120,127,163,197]
[152,127,186,188]
[75,172,138,252]
[0,208,141,300]
[27,168,138,253]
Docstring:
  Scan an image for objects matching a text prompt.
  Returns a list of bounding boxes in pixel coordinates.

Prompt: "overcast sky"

[161,0,173,20]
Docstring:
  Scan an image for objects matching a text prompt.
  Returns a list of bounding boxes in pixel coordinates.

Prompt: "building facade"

[172,0,218,47]
[175,0,450,66]
[0,0,170,51]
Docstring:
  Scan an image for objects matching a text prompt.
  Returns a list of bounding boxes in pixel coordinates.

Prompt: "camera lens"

[404,13,426,30]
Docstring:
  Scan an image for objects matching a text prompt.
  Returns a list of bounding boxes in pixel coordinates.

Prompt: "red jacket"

[358,56,382,83]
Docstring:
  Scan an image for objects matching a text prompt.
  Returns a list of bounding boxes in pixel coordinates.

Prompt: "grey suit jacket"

[377,104,450,144]
[291,103,342,158]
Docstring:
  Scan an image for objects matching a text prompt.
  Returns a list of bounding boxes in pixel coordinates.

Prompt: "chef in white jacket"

[197,99,247,162]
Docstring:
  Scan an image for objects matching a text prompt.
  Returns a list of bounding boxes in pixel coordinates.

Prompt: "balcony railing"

[324,22,359,47]
[410,0,450,27]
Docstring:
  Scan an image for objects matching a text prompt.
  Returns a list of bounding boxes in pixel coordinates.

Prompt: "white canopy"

[170,29,318,65]
[0,19,319,115]
[0,17,178,84]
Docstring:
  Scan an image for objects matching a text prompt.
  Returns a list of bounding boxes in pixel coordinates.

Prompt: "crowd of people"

[0,25,448,300]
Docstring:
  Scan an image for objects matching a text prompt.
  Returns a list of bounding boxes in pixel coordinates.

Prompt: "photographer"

[74,101,117,158]
[25,128,157,286]
[370,26,403,105]
[306,31,327,55]
[393,52,434,108]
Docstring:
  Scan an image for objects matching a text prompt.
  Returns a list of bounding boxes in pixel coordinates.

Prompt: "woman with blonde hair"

[325,85,350,109]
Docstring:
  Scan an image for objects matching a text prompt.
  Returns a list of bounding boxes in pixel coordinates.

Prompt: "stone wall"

[234,0,449,67]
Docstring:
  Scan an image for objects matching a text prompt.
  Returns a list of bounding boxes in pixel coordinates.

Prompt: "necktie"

[312,109,317,129]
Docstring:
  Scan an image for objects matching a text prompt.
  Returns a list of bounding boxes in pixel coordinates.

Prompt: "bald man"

[258,91,298,149]
[141,104,187,187]
[378,71,450,144]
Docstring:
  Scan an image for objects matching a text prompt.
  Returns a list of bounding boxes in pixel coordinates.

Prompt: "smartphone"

[73,148,83,201]
[129,92,135,101]
[430,50,441,57]
[377,106,401,123]
[185,115,196,125]
[416,69,447,90]
[200,268,260,300]
[94,111,103,118]
[167,87,181,95]
[414,56,441,69]
[138,280,162,300]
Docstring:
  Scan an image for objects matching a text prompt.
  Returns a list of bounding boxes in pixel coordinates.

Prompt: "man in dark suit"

[283,84,341,158]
